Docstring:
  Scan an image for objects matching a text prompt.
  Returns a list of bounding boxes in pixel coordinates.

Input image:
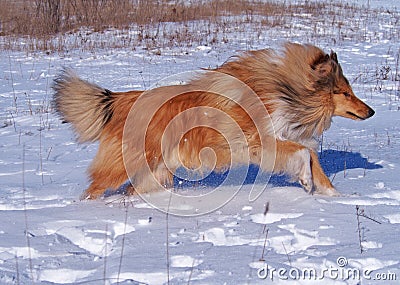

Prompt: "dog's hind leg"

[83,164,129,200]
[81,138,129,199]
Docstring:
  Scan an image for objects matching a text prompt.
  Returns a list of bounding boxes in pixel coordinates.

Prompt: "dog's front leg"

[262,140,338,196]
[309,150,339,196]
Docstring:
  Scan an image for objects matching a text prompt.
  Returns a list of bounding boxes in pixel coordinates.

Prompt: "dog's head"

[312,51,375,121]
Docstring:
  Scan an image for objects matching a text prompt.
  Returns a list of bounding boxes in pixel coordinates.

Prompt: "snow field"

[1,1,400,284]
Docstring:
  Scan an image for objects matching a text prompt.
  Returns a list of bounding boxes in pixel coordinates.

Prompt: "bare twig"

[356,205,364,254]
[263,202,270,216]
[117,206,129,284]
[39,115,44,185]
[330,172,337,183]
[15,254,20,285]
[186,257,196,285]
[8,53,17,111]
[9,111,16,133]
[356,205,382,254]
[103,223,108,285]
[46,146,52,161]
[259,202,270,261]
[360,213,381,224]
[22,144,34,280]
[357,206,381,224]
[259,229,269,262]
[166,192,172,285]
[282,242,292,266]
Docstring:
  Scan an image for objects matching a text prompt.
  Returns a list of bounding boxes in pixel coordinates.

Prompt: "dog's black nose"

[367,108,375,118]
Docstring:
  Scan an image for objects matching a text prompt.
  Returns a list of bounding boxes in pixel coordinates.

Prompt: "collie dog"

[53,43,374,199]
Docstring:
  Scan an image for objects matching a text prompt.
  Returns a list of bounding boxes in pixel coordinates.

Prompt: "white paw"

[289,149,313,193]
[299,176,313,193]
[298,149,313,193]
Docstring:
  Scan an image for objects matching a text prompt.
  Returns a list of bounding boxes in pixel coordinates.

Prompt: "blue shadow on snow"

[107,150,383,196]
[172,150,383,189]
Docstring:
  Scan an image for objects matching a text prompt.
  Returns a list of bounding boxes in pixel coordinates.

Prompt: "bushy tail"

[52,69,115,143]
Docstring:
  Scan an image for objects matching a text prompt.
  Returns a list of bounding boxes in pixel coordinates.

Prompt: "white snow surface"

[1,1,400,284]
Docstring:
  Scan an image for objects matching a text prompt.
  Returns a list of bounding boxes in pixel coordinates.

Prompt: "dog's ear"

[330,50,338,63]
[311,53,335,78]
[311,53,330,70]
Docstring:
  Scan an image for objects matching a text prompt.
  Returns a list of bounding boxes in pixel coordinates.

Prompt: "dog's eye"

[343,92,351,97]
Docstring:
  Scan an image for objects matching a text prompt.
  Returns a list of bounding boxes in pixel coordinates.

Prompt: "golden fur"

[53,42,375,199]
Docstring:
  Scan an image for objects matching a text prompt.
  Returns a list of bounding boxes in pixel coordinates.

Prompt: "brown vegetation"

[0,0,398,51]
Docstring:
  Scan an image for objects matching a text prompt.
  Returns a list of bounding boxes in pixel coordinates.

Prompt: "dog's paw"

[299,177,313,193]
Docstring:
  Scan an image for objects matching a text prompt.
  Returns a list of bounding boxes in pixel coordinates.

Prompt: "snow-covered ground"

[1,1,400,284]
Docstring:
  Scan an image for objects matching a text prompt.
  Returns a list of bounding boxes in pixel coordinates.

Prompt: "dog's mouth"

[346,111,365,120]
[346,108,375,120]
